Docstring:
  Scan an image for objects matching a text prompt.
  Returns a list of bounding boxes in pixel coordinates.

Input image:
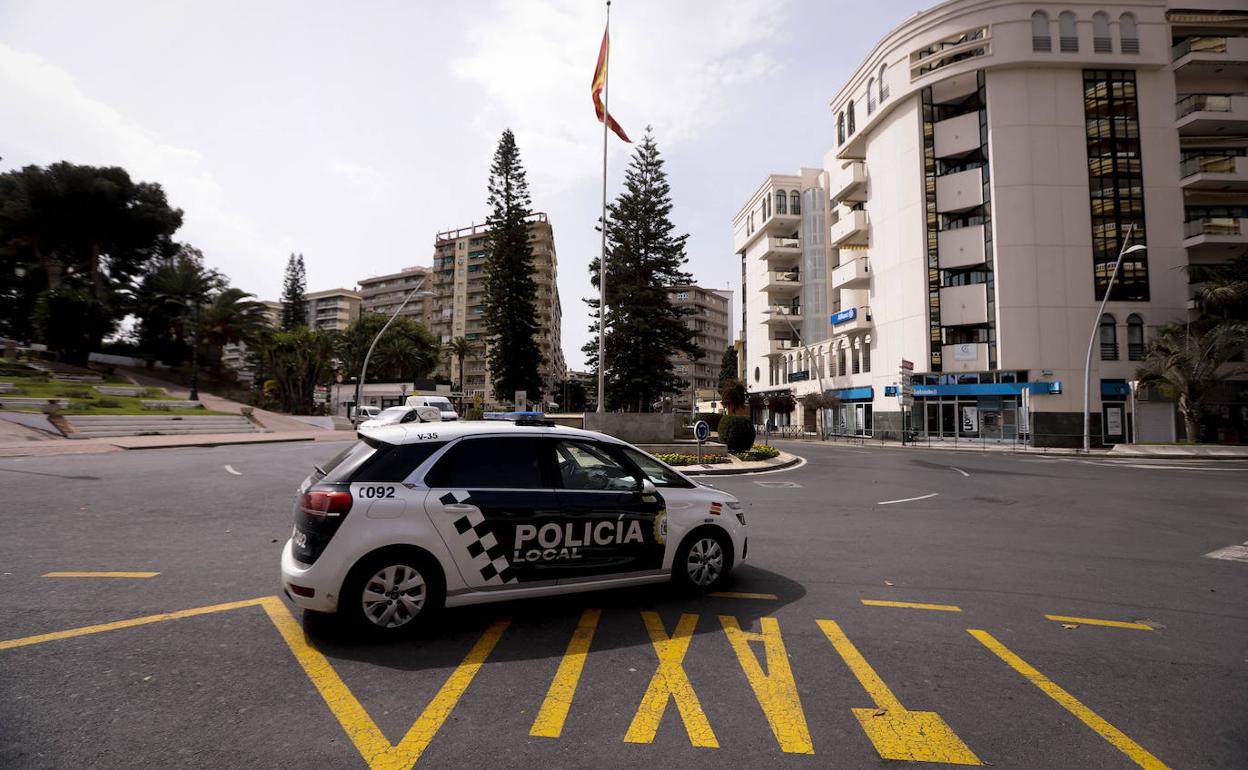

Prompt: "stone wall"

[583,412,679,443]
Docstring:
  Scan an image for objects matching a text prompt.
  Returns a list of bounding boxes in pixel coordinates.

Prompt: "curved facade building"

[734,0,1248,446]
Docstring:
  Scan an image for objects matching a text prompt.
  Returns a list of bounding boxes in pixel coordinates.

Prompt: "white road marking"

[877,492,939,506]
[224,465,242,476]
[754,480,802,488]
[950,466,970,477]
[1204,542,1248,562]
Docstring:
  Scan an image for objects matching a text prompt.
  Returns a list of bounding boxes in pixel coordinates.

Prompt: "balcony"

[936,168,983,213]
[934,112,980,158]
[829,208,868,246]
[941,342,989,373]
[829,160,867,203]
[939,283,988,326]
[763,269,802,294]
[1175,94,1248,135]
[937,225,987,269]
[830,256,870,289]
[1179,155,1248,191]
[764,305,803,327]
[1182,217,1248,258]
[763,236,802,264]
[766,337,800,357]
[1172,36,1248,74]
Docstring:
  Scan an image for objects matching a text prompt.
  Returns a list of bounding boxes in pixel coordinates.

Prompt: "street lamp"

[1082,224,1146,453]
[762,307,827,435]
[353,281,434,422]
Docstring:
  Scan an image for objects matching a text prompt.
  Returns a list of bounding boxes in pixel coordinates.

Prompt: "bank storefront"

[827,386,874,437]
[911,376,1061,444]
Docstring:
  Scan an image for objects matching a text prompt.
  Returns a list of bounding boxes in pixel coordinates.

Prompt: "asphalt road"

[0,439,1245,769]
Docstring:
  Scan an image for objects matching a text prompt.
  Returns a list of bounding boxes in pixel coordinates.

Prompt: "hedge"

[717,415,755,452]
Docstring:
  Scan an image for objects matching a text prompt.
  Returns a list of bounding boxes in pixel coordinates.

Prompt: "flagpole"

[595,0,611,414]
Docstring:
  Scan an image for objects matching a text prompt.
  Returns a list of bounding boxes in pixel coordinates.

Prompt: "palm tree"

[1136,321,1248,443]
[445,337,476,393]
[201,288,272,380]
[1188,250,1248,322]
[136,248,224,399]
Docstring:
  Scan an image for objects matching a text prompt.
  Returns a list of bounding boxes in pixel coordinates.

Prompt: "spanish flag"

[591,25,631,143]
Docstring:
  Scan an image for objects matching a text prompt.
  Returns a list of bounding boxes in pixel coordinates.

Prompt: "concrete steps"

[64,414,264,439]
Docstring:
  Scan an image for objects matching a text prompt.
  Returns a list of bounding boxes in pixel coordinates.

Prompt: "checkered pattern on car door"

[439,491,518,585]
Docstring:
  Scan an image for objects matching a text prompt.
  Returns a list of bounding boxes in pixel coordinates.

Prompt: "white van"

[405,395,458,422]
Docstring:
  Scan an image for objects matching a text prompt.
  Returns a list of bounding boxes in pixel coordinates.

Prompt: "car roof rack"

[514,418,557,427]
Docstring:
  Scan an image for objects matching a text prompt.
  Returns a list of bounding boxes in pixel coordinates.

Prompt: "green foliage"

[96,397,122,408]
[553,378,588,412]
[0,162,182,347]
[64,387,93,399]
[584,128,700,412]
[733,443,779,461]
[768,392,797,415]
[719,346,738,386]
[746,393,764,411]
[134,245,225,367]
[1136,321,1248,442]
[718,378,747,412]
[445,336,477,390]
[655,452,730,466]
[483,130,545,402]
[692,411,719,426]
[336,313,439,383]
[256,326,337,414]
[33,287,115,366]
[1187,251,1248,322]
[281,253,308,331]
[717,414,756,452]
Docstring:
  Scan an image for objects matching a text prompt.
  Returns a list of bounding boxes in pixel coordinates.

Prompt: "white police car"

[280,419,747,634]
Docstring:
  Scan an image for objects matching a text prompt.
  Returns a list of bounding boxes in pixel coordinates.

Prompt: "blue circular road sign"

[694,420,710,442]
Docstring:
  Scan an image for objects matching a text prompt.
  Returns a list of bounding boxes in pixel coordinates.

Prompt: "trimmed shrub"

[65,388,94,400]
[96,398,122,408]
[692,412,719,427]
[734,443,780,461]
[655,453,730,466]
[717,415,756,452]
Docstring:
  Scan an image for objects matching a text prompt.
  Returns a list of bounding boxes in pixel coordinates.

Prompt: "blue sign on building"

[789,370,810,382]
[830,308,858,325]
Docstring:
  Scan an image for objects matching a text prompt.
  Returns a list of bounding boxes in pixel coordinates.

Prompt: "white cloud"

[325,157,393,206]
[0,43,290,298]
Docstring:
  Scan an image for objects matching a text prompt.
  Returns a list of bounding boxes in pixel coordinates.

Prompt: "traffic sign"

[900,359,914,371]
[694,420,710,442]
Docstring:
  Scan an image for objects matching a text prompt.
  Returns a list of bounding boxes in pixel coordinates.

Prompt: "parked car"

[353,406,381,424]
[280,419,746,635]
[405,395,458,421]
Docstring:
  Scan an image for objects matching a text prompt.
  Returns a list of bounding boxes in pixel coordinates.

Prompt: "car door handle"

[444,503,477,512]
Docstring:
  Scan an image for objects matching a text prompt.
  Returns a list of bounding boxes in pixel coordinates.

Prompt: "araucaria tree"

[482,129,544,402]
[584,128,700,411]
[280,253,307,331]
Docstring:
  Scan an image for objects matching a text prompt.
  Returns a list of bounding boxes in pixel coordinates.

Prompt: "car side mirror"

[640,478,657,496]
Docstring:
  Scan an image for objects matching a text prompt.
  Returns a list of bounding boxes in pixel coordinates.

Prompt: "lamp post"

[1082,224,1146,453]
[353,281,433,422]
[763,307,827,436]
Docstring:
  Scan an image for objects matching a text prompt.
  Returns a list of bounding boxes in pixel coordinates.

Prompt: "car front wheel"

[673,530,731,591]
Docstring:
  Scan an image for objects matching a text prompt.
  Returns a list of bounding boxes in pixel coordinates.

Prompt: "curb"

[113,436,318,451]
[683,453,803,476]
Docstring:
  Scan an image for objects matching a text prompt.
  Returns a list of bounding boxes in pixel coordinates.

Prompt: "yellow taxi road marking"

[0,597,266,651]
[719,616,814,754]
[707,591,780,600]
[1044,615,1154,631]
[262,597,509,770]
[817,619,980,765]
[969,629,1171,770]
[877,492,939,506]
[530,608,602,738]
[42,571,160,578]
[624,612,718,748]
[862,600,963,612]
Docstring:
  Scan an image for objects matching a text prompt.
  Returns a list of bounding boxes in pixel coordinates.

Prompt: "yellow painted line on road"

[969,629,1171,770]
[0,597,267,651]
[262,597,509,770]
[530,608,602,738]
[708,591,779,600]
[624,612,718,748]
[818,619,980,765]
[43,571,160,578]
[862,599,962,612]
[1044,615,1154,631]
[720,616,813,754]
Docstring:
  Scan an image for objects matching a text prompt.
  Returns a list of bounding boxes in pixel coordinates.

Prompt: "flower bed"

[733,443,780,461]
[655,452,730,466]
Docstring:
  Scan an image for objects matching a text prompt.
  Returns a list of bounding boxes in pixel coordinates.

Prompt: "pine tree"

[719,345,738,387]
[584,128,700,411]
[280,253,307,331]
[483,130,545,403]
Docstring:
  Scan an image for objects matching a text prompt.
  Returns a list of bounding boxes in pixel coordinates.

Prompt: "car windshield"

[428,398,453,410]
[376,407,409,421]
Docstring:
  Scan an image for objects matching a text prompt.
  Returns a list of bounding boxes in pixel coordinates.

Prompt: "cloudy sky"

[1,0,928,368]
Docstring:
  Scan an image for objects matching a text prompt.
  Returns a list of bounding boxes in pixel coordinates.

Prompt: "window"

[1031,11,1052,52]
[847,99,856,136]
[1099,314,1118,360]
[837,112,845,145]
[775,189,787,215]
[554,440,639,491]
[790,191,800,215]
[1092,12,1111,53]
[1059,11,1078,52]
[1127,314,1145,360]
[425,437,549,489]
[1119,13,1139,53]
[878,63,889,101]
[318,440,380,483]
[862,340,871,372]
[851,345,861,374]
[867,78,876,114]
[837,348,847,377]
[619,447,694,488]
[354,441,448,482]
[764,192,771,220]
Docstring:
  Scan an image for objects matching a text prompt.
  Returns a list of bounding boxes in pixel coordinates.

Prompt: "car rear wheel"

[673,530,731,591]
[344,552,443,635]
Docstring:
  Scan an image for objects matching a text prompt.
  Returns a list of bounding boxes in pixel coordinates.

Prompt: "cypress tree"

[483,130,544,403]
[584,128,700,411]
[280,253,307,331]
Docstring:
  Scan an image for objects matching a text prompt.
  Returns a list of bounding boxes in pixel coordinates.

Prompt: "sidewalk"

[681,451,801,476]
[0,430,356,458]
[773,435,1248,459]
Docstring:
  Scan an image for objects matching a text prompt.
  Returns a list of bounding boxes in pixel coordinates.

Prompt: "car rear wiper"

[313,464,327,476]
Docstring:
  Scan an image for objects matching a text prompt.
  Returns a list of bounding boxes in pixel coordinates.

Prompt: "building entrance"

[921,396,1019,442]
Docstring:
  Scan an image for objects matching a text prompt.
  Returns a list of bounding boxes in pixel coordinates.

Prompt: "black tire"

[672,528,732,591]
[341,549,444,637]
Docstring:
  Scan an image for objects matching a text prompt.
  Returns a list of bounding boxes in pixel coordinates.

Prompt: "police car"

[280,418,747,634]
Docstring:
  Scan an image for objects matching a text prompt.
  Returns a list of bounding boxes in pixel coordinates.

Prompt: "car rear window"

[353,441,448,482]
[318,440,380,483]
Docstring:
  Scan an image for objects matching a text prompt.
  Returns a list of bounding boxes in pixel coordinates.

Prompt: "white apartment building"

[305,288,361,332]
[358,266,432,326]
[735,0,1247,447]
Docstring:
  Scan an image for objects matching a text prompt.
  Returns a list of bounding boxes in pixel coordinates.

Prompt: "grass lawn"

[1,375,231,416]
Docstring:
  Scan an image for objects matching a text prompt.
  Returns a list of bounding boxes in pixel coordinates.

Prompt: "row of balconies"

[1180,154,1248,191]
[1176,93,1248,135]
[1172,36,1248,71]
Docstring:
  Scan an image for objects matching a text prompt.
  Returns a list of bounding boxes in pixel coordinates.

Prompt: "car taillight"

[300,489,353,517]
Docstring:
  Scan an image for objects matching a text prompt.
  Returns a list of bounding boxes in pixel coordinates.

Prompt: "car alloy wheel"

[685,537,724,587]
[360,564,426,629]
